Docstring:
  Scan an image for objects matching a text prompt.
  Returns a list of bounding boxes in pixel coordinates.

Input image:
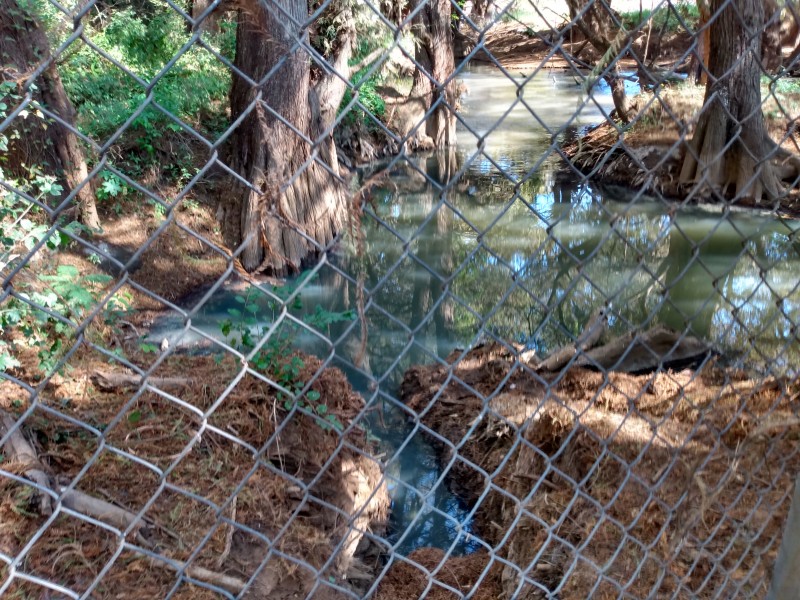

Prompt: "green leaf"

[221,320,232,337]
[315,403,327,415]
[84,273,113,285]
[56,264,79,278]
[100,176,123,198]
[2,308,22,326]
[66,287,94,309]
[307,390,321,402]
[0,352,21,372]
[127,410,142,425]
[36,291,58,307]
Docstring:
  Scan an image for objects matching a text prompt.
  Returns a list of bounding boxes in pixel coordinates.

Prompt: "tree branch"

[347,47,387,76]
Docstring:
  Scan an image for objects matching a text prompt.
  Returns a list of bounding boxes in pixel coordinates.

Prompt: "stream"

[148,66,800,556]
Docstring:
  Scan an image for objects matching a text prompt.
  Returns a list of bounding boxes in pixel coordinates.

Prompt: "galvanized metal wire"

[1,0,800,597]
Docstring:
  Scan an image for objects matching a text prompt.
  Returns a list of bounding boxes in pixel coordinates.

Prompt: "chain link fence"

[2,0,800,597]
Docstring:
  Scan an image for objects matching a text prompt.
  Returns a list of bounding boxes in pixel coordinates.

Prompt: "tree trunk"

[0,0,100,229]
[690,0,711,84]
[190,0,221,32]
[469,0,491,24]
[228,0,347,274]
[564,0,629,122]
[406,0,457,149]
[679,0,788,203]
[762,0,783,73]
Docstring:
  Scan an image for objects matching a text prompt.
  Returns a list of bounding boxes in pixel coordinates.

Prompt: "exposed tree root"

[680,119,800,204]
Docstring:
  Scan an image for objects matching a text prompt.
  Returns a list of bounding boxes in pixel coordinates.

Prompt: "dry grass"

[397,343,800,598]
[0,348,388,598]
[376,548,504,599]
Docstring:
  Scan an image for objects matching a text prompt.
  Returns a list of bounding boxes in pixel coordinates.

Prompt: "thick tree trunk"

[679,0,787,203]
[406,0,457,149]
[228,0,347,274]
[0,0,100,229]
[693,0,781,81]
[565,0,629,122]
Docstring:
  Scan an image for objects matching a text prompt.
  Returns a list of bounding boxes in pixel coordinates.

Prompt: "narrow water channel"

[150,66,800,555]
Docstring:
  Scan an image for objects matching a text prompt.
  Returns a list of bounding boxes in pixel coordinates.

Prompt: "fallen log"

[536,305,609,372]
[573,325,709,373]
[528,320,708,374]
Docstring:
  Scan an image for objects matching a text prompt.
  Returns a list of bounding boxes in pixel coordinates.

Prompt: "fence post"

[768,478,800,599]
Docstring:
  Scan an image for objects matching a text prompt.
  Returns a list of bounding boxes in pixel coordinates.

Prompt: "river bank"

[382,338,800,597]
[562,86,800,215]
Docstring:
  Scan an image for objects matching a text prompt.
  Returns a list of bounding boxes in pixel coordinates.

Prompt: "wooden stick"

[0,410,54,515]
[153,557,246,594]
[92,370,192,392]
[0,410,147,530]
[58,486,143,531]
[0,415,242,593]
[537,305,608,372]
[347,47,386,76]
[215,496,237,569]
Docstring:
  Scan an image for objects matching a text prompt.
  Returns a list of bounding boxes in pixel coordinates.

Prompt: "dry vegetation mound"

[0,351,388,598]
[393,342,799,598]
[376,547,503,599]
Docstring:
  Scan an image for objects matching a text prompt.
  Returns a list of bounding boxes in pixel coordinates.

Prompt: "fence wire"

[1,0,800,597]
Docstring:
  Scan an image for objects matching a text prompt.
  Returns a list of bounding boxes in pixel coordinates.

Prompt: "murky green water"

[152,66,800,555]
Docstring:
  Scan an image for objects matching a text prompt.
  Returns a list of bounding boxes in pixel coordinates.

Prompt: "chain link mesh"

[1,0,800,596]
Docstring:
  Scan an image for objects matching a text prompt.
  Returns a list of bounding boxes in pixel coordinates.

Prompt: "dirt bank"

[455,19,692,71]
[388,341,799,598]
[0,350,388,598]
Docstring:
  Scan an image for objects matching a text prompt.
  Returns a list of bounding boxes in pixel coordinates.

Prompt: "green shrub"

[619,2,700,33]
[220,274,354,432]
[59,8,232,148]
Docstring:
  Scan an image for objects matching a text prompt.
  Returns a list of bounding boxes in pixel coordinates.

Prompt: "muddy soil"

[384,342,799,598]
[0,349,388,598]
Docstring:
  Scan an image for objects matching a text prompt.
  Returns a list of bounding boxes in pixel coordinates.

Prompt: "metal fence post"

[768,478,800,600]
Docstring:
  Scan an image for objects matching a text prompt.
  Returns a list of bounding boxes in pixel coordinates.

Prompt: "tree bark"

[228,0,347,274]
[564,0,629,122]
[762,0,783,72]
[679,0,789,203]
[406,0,457,149]
[0,0,100,229]
[469,0,491,24]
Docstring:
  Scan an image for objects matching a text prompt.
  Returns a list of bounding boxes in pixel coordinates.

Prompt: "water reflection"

[348,163,800,382]
[152,66,800,555]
